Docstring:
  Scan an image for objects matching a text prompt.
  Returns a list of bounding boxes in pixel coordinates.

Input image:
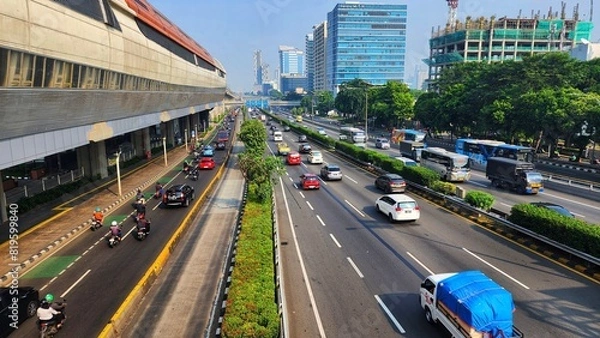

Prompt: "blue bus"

[455,139,506,170]
[494,144,535,163]
[391,128,426,143]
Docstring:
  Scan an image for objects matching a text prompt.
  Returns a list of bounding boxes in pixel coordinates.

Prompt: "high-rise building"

[326,3,408,93]
[306,33,314,92]
[253,50,264,85]
[279,45,305,75]
[313,21,328,92]
[426,6,593,88]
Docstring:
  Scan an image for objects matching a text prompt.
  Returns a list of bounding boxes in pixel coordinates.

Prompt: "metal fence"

[4,168,85,203]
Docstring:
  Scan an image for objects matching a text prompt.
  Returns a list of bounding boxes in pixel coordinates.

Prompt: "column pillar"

[142,127,151,155]
[166,120,175,148]
[89,141,108,179]
[77,145,92,179]
[132,130,144,157]
[0,170,7,223]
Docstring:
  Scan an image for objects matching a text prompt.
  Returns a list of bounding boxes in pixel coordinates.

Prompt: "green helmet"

[45,293,54,303]
[95,207,101,212]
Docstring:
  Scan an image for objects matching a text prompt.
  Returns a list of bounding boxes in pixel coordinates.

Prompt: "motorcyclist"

[92,207,103,224]
[136,189,144,202]
[183,161,191,173]
[44,294,66,326]
[37,300,60,329]
[137,217,151,234]
[154,182,164,199]
[109,221,122,241]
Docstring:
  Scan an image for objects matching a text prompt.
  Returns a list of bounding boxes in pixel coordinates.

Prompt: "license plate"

[405,210,412,213]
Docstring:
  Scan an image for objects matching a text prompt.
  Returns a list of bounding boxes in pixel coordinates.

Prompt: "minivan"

[273,131,283,142]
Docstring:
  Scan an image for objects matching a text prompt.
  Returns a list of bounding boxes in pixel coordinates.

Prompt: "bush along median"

[221,117,284,337]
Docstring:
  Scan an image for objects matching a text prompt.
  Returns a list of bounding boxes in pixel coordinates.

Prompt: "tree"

[269,89,283,100]
[239,119,267,154]
[316,91,334,115]
[335,79,370,121]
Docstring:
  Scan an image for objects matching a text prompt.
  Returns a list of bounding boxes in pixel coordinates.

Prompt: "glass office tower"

[326,3,407,92]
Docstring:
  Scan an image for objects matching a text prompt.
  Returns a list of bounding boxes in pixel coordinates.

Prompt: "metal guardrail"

[4,168,86,203]
[542,173,600,191]
[272,187,288,338]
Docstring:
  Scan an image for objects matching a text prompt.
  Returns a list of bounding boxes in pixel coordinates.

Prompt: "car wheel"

[376,204,381,212]
[184,198,190,207]
[388,213,394,222]
[26,300,38,317]
[385,186,392,194]
[425,308,434,324]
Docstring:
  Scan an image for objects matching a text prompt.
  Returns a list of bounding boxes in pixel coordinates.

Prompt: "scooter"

[90,219,102,231]
[135,220,150,241]
[107,234,121,248]
[189,168,199,181]
[38,300,66,338]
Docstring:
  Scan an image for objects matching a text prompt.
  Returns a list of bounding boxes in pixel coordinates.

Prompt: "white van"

[393,156,418,167]
[273,131,283,142]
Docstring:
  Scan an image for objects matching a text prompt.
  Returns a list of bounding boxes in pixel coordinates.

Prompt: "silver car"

[320,164,343,181]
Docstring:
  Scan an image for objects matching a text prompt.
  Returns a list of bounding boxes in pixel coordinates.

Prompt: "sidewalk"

[0,146,191,284]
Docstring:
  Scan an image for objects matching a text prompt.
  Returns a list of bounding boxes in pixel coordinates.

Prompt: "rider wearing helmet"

[136,189,144,202]
[110,221,122,240]
[92,207,104,224]
[137,217,151,234]
[44,294,66,326]
[37,299,60,328]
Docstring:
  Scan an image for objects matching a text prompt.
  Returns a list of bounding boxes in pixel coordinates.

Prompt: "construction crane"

[447,0,458,30]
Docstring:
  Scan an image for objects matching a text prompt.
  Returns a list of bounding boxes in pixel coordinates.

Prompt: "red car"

[287,151,301,165]
[300,173,320,190]
[198,157,215,170]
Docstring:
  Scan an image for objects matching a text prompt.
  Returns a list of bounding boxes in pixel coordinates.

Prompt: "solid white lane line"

[306,201,314,210]
[344,200,365,217]
[344,175,358,184]
[406,252,434,276]
[374,295,406,334]
[346,257,364,278]
[316,215,326,226]
[329,234,342,248]
[61,269,91,298]
[280,178,327,338]
[462,248,530,290]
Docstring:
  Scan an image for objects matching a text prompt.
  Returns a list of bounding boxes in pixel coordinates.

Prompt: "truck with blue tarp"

[419,270,524,338]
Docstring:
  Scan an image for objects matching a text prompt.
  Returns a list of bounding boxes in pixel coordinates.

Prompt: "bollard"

[42,179,46,191]
[24,185,28,197]
[57,174,61,185]
[71,170,74,182]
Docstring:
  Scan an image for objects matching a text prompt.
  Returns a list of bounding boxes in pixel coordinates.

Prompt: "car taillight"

[395,206,402,211]
[414,206,420,211]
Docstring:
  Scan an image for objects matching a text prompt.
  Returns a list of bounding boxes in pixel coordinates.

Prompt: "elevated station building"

[0,0,233,221]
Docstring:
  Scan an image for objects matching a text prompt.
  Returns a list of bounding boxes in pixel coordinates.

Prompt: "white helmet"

[111,221,118,226]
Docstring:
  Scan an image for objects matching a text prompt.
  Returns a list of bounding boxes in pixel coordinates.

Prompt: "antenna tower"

[447,0,459,29]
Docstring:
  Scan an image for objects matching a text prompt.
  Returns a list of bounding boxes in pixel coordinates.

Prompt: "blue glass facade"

[326,3,407,92]
[279,46,305,75]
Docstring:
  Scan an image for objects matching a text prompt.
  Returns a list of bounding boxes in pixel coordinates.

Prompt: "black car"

[162,184,195,207]
[530,202,574,218]
[375,174,406,193]
[0,287,39,337]
[283,126,291,132]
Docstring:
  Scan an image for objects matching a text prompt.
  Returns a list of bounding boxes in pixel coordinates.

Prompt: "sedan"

[201,146,214,157]
[0,287,39,337]
[307,150,323,164]
[163,184,195,207]
[287,151,302,165]
[320,164,343,181]
[300,173,320,190]
[283,125,291,132]
[375,174,406,193]
[198,157,215,170]
[375,194,420,222]
[298,134,307,142]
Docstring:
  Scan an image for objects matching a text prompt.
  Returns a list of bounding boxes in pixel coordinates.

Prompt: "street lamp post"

[162,137,168,167]
[115,149,122,197]
[364,91,368,141]
[184,128,188,152]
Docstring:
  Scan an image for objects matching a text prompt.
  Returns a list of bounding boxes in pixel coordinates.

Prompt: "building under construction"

[425,2,594,86]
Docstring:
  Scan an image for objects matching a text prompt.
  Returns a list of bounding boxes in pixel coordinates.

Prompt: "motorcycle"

[38,300,66,338]
[107,234,121,248]
[189,168,199,181]
[90,219,102,231]
[135,221,150,241]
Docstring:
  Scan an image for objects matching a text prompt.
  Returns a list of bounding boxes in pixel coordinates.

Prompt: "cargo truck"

[399,140,425,161]
[420,270,524,338]
[486,157,543,194]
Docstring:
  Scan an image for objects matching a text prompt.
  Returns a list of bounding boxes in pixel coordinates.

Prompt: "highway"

[271,120,600,337]
[286,115,600,224]
[11,135,232,336]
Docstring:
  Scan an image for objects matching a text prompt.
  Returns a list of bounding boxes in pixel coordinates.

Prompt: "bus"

[295,115,303,123]
[455,138,506,170]
[390,128,426,144]
[494,144,535,163]
[420,147,471,182]
[339,127,366,144]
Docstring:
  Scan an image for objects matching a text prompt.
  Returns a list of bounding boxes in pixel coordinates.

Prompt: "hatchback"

[300,173,320,190]
[299,143,312,154]
[198,157,215,170]
[320,164,342,181]
[287,151,302,165]
[307,150,323,164]
[376,138,391,149]
[375,194,420,222]
[298,134,307,142]
[375,174,406,193]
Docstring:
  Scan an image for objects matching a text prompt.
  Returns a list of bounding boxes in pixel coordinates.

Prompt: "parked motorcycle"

[90,219,102,231]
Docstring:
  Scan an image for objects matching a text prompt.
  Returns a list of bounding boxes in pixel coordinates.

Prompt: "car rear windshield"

[328,167,340,171]
[397,202,416,209]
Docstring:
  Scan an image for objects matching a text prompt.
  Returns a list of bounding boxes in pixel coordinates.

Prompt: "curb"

[536,160,598,173]
[0,152,188,284]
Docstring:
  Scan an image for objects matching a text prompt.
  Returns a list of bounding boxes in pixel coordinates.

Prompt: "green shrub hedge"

[11,179,89,214]
[431,181,457,195]
[508,204,600,257]
[221,184,279,338]
[464,190,495,211]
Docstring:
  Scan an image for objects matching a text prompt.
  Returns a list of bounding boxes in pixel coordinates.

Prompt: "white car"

[376,138,391,149]
[307,150,323,164]
[317,128,327,135]
[393,157,418,167]
[375,194,420,222]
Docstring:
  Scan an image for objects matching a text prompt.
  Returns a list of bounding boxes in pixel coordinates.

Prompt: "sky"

[150,0,599,92]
